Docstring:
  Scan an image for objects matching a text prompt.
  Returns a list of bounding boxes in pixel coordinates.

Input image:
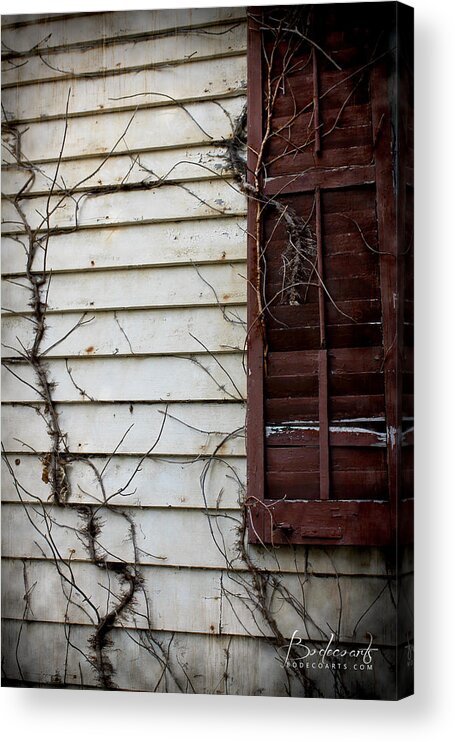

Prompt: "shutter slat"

[267,470,387,501]
[266,395,385,422]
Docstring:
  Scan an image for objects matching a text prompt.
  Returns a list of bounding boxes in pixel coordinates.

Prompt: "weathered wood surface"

[1,499,412,578]
[1,178,246,233]
[4,619,367,697]
[1,305,247,358]
[2,12,65,25]
[0,619,288,695]
[1,353,246,402]
[265,425,387,448]
[245,4,415,549]
[2,145,236,197]
[2,261,247,313]
[1,453,246,509]
[2,401,246,455]
[1,8,247,52]
[1,96,247,165]
[1,555,403,644]
[2,55,247,122]
[0,452,413,575]
[1,502,243,569]
[2,217,247,274]
[2,22,247,86]
[3,617,405,698]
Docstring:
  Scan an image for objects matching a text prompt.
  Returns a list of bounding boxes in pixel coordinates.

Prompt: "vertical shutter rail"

[313,46,329,502]
[315,186,330,500]
[370,59,399,534]
[247,8,266,536]
[312,48,321,156]
[318,348,330,500]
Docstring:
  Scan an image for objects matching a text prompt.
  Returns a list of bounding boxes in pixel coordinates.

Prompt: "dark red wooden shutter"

[246,3,413,546]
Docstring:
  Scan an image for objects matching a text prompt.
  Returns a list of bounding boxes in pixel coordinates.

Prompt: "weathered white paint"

[218,567,402,644]
[2,217,247,274]
[2,55,247,122]
[2,305,247,358]
[3,505,409,644]
[1,22,247,86]
[2,145,237,199]
[2,401,246,455]
[1,96,246,165]
[1,353,246,402]
[1,454,246,510]
[1,503,241,570]
[1,454,414,577]
[1,619,347,697]
[1,8,247,52]
[1,556,401,645]
[2,261,247,314]
[2,12,67,25]
[1,178,246,233]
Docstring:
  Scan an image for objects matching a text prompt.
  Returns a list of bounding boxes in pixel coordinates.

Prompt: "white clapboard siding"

[1,502,242,569]
[1,96,246,164]
[220,569,398,643]
[1,453,246,510]
[1,353,246,402]
[1,499,403,582]
[2,401,246,455]
[3,55,247,122]
[1,22,247,86]
[2,13,70,25]
[1,305,247,358]
[1,455,409,578]
[2,218,247,275]
[1,453,407,579]
[2,262,247,314]
[1,8,247,53]
[1,620,305,696]
[1,179,246,234]
[2,145,234,197]
[2,558,223,633]
[1,555,398,645]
